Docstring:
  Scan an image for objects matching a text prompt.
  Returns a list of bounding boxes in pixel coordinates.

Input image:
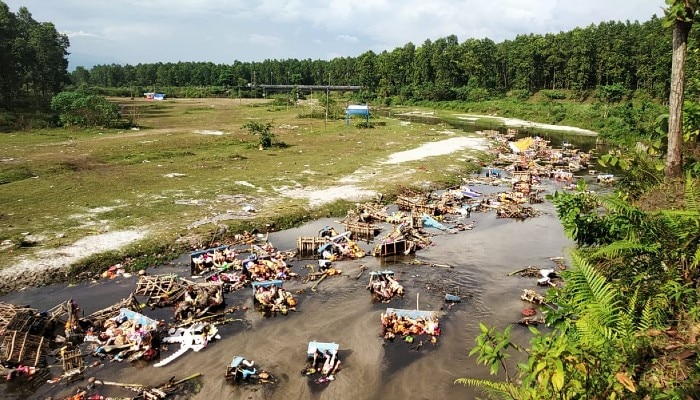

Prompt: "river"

[0,175,581,400]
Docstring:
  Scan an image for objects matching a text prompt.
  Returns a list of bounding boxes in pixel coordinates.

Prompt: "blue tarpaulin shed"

[346,104,370,125]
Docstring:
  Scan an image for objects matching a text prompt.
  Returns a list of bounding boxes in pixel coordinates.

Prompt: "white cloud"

[62,30,101,39]
[336,35,359,43]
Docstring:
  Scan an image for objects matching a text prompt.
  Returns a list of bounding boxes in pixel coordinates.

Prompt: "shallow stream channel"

[0,178,585,400]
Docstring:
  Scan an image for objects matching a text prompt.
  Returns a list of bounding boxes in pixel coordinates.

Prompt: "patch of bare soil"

[634,180,687,212]
[0,230,147,295]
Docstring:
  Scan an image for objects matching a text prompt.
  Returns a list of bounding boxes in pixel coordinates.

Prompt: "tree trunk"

[666,17,693,179]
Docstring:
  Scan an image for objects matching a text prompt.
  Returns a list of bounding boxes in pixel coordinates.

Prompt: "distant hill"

[68,52,122,71]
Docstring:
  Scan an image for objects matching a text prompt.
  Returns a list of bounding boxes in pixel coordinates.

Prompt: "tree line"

[72,17,675,102]
[0,2,70,110]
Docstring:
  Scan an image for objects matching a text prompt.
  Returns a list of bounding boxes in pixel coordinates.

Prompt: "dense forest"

[0,0,686,108]
[73,17,675,104]
[0,2,69,110]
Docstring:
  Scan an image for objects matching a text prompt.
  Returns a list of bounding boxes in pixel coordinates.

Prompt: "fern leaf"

[591,240,659,260]
[454,378,525,400]
[684,175,699,213]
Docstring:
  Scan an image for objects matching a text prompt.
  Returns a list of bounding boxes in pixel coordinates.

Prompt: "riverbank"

[0,127,491,295]
[455,114,600,136]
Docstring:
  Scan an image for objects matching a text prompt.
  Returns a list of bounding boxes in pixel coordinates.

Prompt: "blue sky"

[4,0,666,69]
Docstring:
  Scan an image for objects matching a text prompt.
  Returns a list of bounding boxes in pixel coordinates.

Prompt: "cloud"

[62,30,101,39]
[336,35,358,43]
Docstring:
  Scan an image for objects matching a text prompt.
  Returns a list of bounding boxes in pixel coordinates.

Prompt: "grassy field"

[0,96,488,274]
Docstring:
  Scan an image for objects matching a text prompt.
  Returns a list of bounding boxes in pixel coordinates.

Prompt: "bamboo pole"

[169,373,202,386]
[311,273,328,292]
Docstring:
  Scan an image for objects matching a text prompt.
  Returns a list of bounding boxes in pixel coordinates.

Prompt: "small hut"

[345,104,370,126]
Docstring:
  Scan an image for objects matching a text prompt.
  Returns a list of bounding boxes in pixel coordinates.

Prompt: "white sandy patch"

[277,185,377,208]
[164,173,186,178]
[1,230,147,278]
[456,114,599,136]
[86,206,118,214]
[382,137,489,164]
[194,130,225,135]
[235,181,256,188]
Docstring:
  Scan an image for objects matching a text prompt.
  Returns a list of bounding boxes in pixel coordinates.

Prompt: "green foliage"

[468,176,700,400]
[242,120,275,149]
[597,84,628,105]
[469,323,517,379]
[663,0,700,26]
[547,182,610,245]
[598,142,665,198]
[60,15,677,107]
[453,378,526,400]
[50,91,121,128]
[0,3,70,110]
[540,90,568,100]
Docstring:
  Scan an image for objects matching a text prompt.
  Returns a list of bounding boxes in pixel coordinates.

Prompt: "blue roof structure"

[345,104,370,125]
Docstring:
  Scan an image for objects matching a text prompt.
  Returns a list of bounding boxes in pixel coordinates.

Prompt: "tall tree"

[664,0,699,178]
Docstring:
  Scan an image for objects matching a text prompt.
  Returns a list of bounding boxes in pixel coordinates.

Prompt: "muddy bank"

[0,230,149,296]
[1,179,576,400]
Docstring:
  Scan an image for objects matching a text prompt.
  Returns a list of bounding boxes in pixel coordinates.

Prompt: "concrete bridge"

[249,84,362,92]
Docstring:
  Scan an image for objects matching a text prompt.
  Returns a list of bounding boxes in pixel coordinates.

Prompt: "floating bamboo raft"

[296,237,327,256]
[342,221,378,240]
[135,274,181,297]
[4,309,51,336]
[0,303,37,332]
[0,330,47,367]
[61,347,84,377]
[372,239,409,257]
[396,195,438,216]
[511,171,532,183]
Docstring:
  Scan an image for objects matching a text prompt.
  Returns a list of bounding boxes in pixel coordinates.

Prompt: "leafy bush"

[540,90,568,100]
[51,92,121,128]
[242,121,275,149]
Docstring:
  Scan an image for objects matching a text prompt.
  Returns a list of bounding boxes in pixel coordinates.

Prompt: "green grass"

[0,97,488,272]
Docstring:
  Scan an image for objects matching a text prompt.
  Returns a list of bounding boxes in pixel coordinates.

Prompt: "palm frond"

[454,378,525,400]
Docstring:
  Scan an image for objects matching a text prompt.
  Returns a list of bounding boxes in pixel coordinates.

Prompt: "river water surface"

[0,176,580,400]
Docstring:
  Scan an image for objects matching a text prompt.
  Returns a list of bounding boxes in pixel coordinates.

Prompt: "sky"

[4,0,667,70]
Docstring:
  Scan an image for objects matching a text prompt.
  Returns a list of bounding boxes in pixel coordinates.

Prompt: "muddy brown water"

[1,180,578,400]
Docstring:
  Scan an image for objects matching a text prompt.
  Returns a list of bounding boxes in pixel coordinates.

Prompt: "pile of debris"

[252,280,298,315]
[366,271,404,302]
[371,223,432,257]
[380,308,440,346]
